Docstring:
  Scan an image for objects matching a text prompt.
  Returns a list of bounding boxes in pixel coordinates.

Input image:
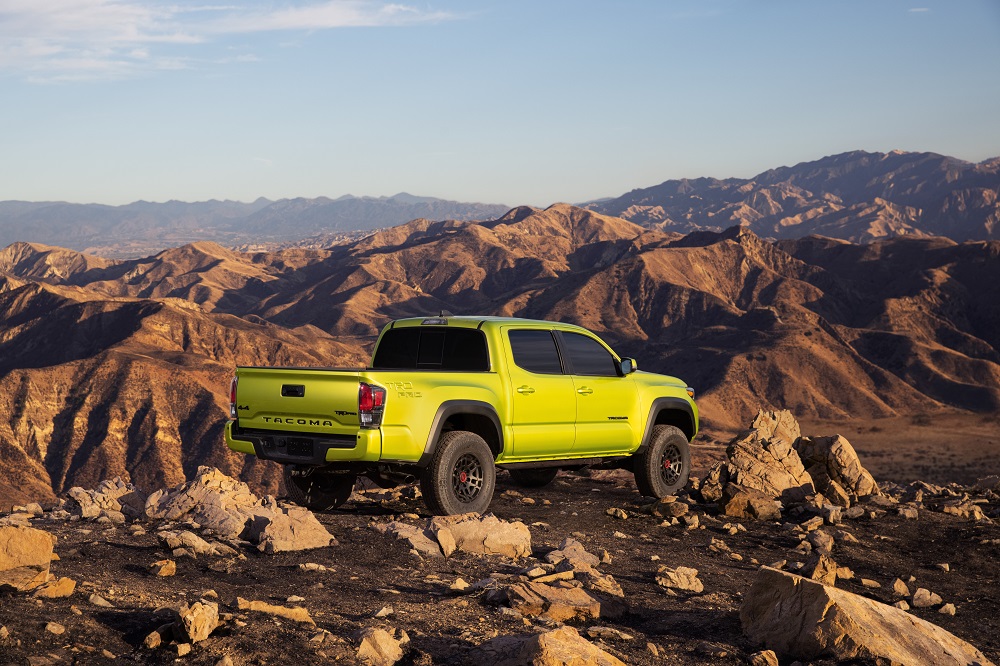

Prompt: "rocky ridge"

[1,411,997,665]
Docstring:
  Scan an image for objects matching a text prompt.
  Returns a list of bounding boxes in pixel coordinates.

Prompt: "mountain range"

[587,150,1000,242]
[1,202,998,507]
[1,151,998,260]
[0,194,510,258]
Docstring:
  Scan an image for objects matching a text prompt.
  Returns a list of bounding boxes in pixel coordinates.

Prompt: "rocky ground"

[2,412,999,666]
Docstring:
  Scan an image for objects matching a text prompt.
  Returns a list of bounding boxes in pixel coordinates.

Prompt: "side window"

[508,330,563,374]
[561,332,618,376]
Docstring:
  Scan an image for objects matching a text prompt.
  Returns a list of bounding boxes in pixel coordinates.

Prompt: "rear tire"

[283,466,357,511]
[634,425,690,498]
[421,431,496,516]
[508,467,559,488]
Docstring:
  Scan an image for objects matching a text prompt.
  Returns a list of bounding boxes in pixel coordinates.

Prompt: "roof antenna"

[439,310,454,317]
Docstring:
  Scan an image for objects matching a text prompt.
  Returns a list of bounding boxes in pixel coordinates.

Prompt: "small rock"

[936,563,950,572]
[356,627,405,666]
[655,565,704,593]
[450,578,470,592]
[605,507,628,520]
[143,631,162,649]
[892,578,910,597]
[237,597,315,624]
[150,560,176,577]
[801,552,838,586]
[89,593,113,607]
[894,600,910,610]
[586,626,634,641]
[807,530,835,555]
[939,603,956,616]
[177,643,191,656]
[646,642,659,657]
[860,579,881,589]
[912,588,943,608]
[373,606,394,618]
[175,601,220,643]
[45,622,65,635]
[749,650,779,666]
[32,577,76,599]
[800,516,824,531]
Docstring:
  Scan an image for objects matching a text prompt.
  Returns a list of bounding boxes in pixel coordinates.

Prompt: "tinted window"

[508,330,563,374]
[372,328,489,371]
[562,332,618,376]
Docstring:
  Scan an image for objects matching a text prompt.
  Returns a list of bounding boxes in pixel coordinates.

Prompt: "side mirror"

[619,357,637,375]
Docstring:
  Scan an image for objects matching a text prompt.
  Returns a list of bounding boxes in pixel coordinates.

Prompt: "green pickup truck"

[226,316,698,515]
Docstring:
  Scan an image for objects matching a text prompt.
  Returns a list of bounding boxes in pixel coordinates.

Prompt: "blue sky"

[1,0,998,206]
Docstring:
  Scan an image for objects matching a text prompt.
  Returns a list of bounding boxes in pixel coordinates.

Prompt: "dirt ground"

[2,463,999,666]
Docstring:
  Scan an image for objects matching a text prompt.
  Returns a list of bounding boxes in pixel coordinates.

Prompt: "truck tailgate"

[235,367,363,435]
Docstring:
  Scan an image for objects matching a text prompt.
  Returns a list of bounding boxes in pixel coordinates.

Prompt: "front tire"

[283,466,357,511]
[634,425,691,498]
[421,431,496,516]
[508,468,559,488]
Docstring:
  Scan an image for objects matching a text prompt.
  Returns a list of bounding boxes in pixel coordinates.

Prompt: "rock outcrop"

[741,567,995,665]
[795,434,880,505]
[145,466,260,539]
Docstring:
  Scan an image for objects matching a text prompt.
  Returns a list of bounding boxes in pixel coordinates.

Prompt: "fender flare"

[416,400,504,468]
[635,397,697,455]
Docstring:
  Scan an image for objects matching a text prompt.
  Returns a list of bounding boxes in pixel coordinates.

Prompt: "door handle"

[576,387,593,395]
[516,386,535,395]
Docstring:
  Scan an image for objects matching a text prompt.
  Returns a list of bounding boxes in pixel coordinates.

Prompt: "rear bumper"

[225,420,381,465]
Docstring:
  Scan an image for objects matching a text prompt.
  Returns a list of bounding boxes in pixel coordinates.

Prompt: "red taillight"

[358,382,386,429]
[229,376,238,419]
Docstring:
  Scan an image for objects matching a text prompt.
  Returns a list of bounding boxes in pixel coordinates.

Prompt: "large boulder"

[0,525,55,592]
[724,410,815,503]
[795,435,879,505]
[427,513,531,559]
[243,498,336,554]
[145,466,260,539]
[474,626,626,666]
[741,567,995,665]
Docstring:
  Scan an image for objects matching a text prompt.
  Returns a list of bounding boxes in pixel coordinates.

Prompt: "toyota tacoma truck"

[225,316,698,515]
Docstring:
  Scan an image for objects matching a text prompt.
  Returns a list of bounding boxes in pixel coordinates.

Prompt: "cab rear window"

[372,328,489,371]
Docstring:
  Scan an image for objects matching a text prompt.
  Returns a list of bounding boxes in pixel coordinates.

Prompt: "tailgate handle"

[281,384,306,398]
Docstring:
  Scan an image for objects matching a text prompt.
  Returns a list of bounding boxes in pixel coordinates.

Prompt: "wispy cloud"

[909,7,931,12]
[0,1,453,81]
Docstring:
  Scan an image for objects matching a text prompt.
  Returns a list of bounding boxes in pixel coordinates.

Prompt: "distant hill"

[0,194,510,258]
[1,203,998,506]
[587,150,1000,243]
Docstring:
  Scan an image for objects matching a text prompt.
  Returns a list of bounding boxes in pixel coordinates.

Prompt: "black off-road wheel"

[283,466,357,511]
[508,467,559,488]
[633,425,691,498]
[421,431,496,516]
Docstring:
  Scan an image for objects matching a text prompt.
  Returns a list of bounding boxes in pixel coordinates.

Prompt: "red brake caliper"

[663,459,671,470]
[460,471,468,484]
